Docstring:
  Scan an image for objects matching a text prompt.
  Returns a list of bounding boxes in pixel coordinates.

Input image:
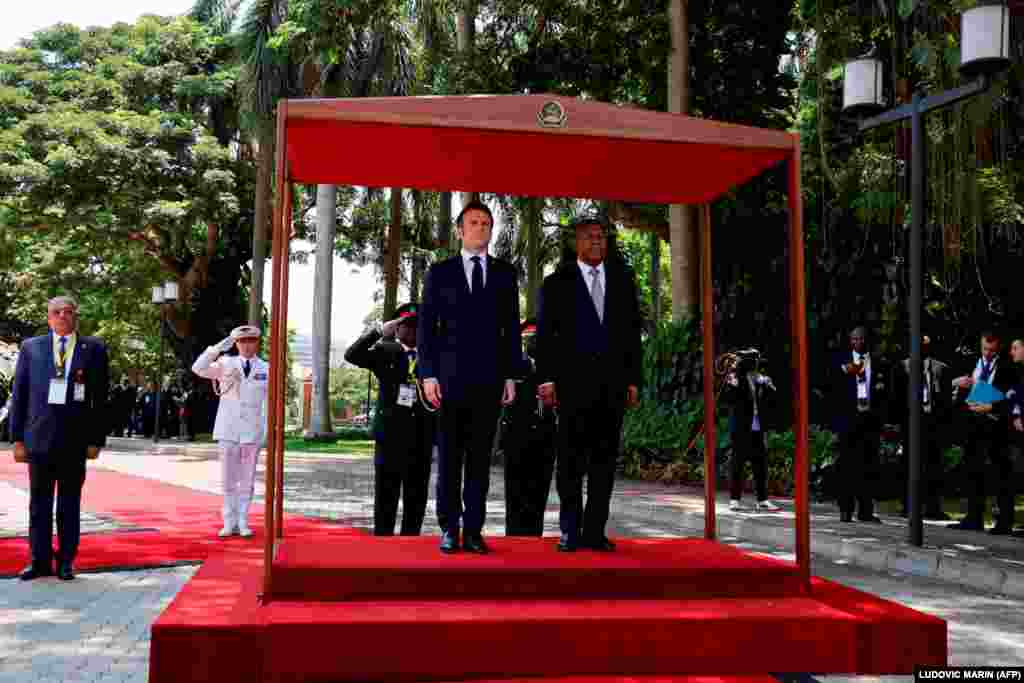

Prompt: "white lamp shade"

[843,58,885,113]
[163,281,179,302]
[151,286,165,304]
[960,3,1011,75]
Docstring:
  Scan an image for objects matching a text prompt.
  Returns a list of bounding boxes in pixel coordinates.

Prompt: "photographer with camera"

[722,349,779,512]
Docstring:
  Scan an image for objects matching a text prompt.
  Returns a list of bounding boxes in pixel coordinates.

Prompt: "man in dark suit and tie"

[830,326,892,524]
[949,331,1016,533]
[536,217,643,552]
[417,201,520,554]
[345,302,434,536]
[10,295,110,580]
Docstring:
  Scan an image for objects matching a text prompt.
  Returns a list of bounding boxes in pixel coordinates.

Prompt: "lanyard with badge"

[397,352,417,408]
[49,339,85,405]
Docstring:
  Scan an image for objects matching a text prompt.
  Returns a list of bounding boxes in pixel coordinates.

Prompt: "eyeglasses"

[49,308,77,317]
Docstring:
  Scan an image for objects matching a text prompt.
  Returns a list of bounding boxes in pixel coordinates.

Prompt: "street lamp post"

[151,281,179,444]
[842,1,1011,547]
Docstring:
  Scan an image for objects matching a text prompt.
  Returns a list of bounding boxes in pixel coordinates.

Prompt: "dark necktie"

[980,359,992,382]
[243,360,251,378]
[471,256,484,297]
[57,336,67,377]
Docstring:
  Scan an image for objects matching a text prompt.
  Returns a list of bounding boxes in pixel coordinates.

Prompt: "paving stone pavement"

[2,438,1024,682]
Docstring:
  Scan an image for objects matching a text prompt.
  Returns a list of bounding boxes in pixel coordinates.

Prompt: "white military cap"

[231,325,262,340]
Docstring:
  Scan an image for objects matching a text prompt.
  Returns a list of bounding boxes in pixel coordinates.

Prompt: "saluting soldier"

[345,303,435,536]
[192,325,269,538]
[501,319,558,536]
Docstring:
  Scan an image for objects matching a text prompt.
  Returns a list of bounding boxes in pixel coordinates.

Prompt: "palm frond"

[237,0,291,118]
[190,0,244,36]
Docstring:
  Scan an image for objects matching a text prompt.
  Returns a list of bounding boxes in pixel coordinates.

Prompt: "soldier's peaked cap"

[231,325,261,340]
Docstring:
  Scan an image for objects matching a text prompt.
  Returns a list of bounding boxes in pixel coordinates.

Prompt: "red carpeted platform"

[270,536,807,601]
[150,536,947,683]
[0,460,362,577]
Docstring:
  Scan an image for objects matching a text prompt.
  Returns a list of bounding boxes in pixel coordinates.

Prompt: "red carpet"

[0,460,363,577]
[151,536,947,683]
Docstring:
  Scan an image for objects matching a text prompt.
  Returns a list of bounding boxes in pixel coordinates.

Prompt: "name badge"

[48,379,67,405]
[397,384,416,407]
[74,382,86,402]
[856,379,869,400]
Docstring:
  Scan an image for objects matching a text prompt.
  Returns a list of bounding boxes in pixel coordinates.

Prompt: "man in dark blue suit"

[417,200,520,554]
[536,218,643,552]
[10,295,110,580]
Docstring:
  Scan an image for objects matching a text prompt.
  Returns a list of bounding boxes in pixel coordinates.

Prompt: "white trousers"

[220,441,260,528]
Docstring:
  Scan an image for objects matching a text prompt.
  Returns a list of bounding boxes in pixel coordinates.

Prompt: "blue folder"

[967,382,1005,405]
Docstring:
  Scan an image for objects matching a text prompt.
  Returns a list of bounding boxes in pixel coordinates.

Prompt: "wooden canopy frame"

[262,94,808,599]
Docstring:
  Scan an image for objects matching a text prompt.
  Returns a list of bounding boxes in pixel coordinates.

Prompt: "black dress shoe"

[857,516,883,524]
[462,534,490,554]
[584,536,616,552]
[57,561,74,581]
[19,563,53,581]
[989,525,1014,536]
[439,531,459,554]
[949,519,984,531]
[557,534,577,552]
[839,513,853,523]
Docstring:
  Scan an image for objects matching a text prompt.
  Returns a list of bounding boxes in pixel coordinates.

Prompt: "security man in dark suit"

[501,319,557,536]
[830,326,892,523]
[345,303,434,536]
[894,335,953,520]
[417,200,521,554]
[721,349,780,512]
[949,331,1016,533]
[10,295,110,580]
[536,217,643,552]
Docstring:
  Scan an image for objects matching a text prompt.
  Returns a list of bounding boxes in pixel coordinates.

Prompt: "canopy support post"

[701,202,716,541]
[787,140,811,591]
[275,179,291,540]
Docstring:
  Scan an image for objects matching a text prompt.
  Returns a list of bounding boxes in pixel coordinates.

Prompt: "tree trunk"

[383,187,403,319]
[410,190,424,302]
[650,232,661,331]
[310,184,336,436]
[457,2,479,213]
[249,124,275,327]
[438,191,453,252]
[668,0,699,320]
[525,198,542,319]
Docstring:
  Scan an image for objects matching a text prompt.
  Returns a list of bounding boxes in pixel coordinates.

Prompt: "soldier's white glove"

[216,336,235,354]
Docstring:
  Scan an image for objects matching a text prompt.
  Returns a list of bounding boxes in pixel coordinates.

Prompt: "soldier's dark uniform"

[344,303,435,536]
[501,320,557,537]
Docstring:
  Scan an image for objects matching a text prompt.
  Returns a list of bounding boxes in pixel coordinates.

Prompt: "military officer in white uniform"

[191,325,269,537]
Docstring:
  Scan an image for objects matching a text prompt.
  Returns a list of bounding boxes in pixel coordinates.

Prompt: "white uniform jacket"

[191,347,269,444]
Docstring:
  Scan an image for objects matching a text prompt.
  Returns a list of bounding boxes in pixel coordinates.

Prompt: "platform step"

[269,536,807,601]
[259,590,944,683]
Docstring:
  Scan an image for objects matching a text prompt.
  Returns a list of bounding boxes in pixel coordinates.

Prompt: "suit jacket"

[10,332,110,463]
[345,328,434,464]
[830,350,892,434]
[722,371,776,436]
[895,355,952,423]
[952,355,1017,432]
[535,260,643,396]
[416,255,521,401]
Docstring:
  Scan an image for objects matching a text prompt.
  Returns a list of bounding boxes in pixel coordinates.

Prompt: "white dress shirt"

[461,248,488,292]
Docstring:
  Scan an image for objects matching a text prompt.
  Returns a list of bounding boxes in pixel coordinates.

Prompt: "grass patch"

[283,437,374,457]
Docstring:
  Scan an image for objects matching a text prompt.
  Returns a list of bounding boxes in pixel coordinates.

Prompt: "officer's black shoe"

[989,524,1014,536]
[439,530,459,554]
[839,513,853,523]
[57,560,75,581]
[557,533,576,552]
[19,563,53,581]
[924,511,951,521]
[857,516,883,524]
[584,536,616,552]
[462,534,490,554]
[949,518,984,531]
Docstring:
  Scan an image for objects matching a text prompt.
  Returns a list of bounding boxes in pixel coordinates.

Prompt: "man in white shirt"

[192,325,269,538]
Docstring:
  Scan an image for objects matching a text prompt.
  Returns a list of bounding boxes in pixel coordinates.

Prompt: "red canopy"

[284,95,794,204]
[265,94,809,599]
